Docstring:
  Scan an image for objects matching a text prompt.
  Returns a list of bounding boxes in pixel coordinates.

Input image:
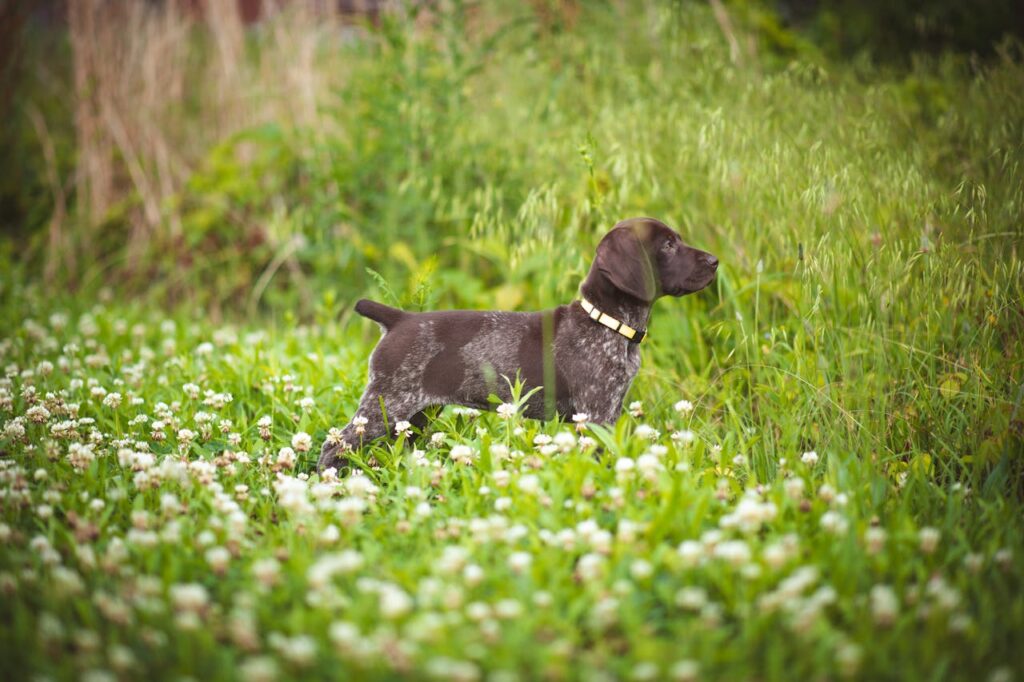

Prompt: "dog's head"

[592,218,718,302]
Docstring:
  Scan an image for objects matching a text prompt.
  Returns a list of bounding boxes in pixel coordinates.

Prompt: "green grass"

[1,2,1023,680]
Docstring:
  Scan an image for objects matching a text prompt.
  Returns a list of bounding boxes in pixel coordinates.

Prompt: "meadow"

[1,1,1023,680]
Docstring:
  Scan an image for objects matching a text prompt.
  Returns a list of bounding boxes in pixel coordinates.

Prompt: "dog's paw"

[318,440,349,474]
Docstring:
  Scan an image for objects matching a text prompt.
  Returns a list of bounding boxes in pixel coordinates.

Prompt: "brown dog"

[319,217,717,471]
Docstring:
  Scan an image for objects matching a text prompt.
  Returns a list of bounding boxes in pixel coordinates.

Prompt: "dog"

[319,217,717,471]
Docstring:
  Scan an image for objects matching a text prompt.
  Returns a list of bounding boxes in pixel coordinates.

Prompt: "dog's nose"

[703,253,719,270]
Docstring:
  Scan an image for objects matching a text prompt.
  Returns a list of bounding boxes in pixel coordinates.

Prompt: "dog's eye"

[661,240,676,253]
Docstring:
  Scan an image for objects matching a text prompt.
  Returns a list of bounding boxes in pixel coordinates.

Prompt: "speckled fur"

[319,218,718,471]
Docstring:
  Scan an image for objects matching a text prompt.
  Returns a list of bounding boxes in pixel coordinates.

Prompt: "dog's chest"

[560,322,641,404]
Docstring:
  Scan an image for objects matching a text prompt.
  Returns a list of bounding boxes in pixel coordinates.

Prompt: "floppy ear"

[595,226,657,302]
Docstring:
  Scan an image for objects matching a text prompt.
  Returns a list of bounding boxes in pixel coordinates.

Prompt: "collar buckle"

[579,298,647,344]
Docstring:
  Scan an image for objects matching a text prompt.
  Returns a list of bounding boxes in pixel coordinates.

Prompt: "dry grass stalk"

[61,0,352,275]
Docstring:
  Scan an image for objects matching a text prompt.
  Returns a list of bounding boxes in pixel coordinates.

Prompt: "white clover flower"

[674,399,694,414]
[926,575,960,611]
[102,392,122,409]
[430,432,446,446]
[170,583,210,614]
[257,416,272,440]
[820,511,848,535]
[634,424,659,440]
[328,620,361,654]
[964,552,984,574]
[919,527,941,554]
[617,519,641,544]
[762,543,789,569]
[494,599,523,620]
[177,428,196,444]
[395,420,412,436]
[377,585,413,619]
[871,584,899,626]
[277,447,297,469]
[517,474,541,495]
[669,660,699,682]
[68,442,97,470]
[729,496,777,533]
[251,558,280,589]
[553,430,576,453]
[572,412,590,424]
[425,658,479,682]
[450,445,476,465]
[630,663,660,682]
[204,391,233,409]
[274,475,313,515]
[783,477,805,500]
[205,547,231,574]
[496,403,517,419]
[344,474,378,499]
[461,563,485,587]
[275,634,316,667]
[801,451,819,465]
[714,540,752,567]
[466,602,490,622]
[576,553,605,582]
[307,551,364,591]
[437,546,470,575]
[630,559,654,580]
[628,401,644,418]
[508,551,532,574]
[615,458,637,477]
[239,656,279,682]
[671,429,696,444]
[319,524,340,545]
[4,418,26,440]
[835,641,862,678]
[637,454,663,478]
[291,432,312,453]
[865,527,886,555]
[26,405,51,423]
[677,540,704,567]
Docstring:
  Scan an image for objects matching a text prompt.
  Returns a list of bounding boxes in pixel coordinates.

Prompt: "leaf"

[939,372,968,398]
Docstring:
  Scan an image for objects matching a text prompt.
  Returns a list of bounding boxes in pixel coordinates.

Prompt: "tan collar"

[580,298,646,343]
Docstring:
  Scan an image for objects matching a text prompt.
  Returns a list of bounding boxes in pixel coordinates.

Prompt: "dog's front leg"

[318,381,424,472]
[573,396,623,431]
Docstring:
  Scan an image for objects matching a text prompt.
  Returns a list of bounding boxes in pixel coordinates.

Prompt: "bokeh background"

[2,0,1022,315]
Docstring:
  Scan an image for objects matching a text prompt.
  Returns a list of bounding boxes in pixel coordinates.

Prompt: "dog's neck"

[579,272,653,332]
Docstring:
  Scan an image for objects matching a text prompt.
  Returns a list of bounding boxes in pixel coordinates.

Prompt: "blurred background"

[1,0,1022,321]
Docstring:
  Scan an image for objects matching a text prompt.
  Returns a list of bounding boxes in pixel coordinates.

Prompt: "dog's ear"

[595,224,658,301]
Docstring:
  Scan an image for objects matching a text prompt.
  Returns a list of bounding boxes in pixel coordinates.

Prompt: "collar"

[580,297,646,343]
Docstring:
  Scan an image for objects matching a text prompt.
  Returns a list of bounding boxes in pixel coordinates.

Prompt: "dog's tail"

[354,299,407,331]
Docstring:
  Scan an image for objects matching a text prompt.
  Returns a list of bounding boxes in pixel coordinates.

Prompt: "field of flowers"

[2,1,1024,680]
[0,288,1021,680]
